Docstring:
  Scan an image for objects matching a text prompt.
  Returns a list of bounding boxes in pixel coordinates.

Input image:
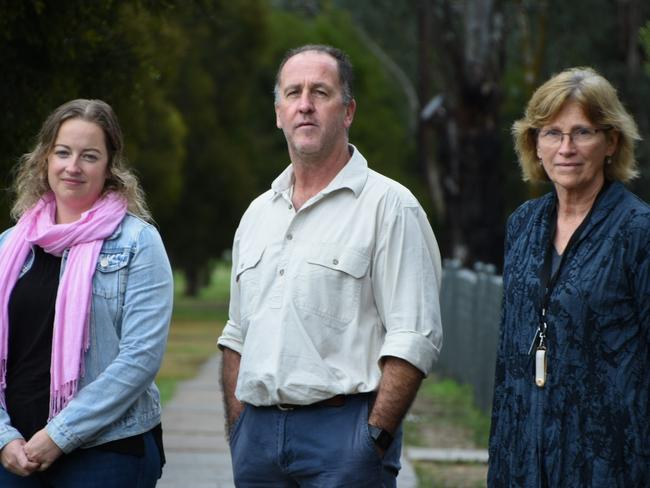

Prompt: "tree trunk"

[417,0,446,220]
[422,0,507,268]
[184,266,201,297]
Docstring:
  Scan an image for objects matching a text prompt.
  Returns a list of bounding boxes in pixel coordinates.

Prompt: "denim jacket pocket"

[88,250,132,360]
[92,250,131,299]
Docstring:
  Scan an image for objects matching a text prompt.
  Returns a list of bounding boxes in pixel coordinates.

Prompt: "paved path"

[406,446,488,464]
[158,353,417,487]
[158,354,234,487]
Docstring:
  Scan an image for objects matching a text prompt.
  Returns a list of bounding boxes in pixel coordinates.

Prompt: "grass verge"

[156,262,230,404]
[405,374,491,487]
[415,377,490,447]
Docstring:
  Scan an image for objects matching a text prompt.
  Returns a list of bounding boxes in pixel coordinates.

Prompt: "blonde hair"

[11,99,151,221]
[512,67,641,183]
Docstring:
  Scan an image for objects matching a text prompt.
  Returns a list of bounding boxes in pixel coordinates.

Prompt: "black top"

[7,245,59,440]
[6,246,164,462]
[550,246,562,278]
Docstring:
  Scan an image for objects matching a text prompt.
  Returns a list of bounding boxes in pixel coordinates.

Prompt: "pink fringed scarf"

[0,192,127,419]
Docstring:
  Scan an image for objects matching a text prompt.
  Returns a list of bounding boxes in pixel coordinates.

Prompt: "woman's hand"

[0,439,40,476]
[23,429,63,471]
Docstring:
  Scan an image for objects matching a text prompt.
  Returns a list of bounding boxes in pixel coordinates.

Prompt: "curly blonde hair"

[11,99,151,221]
[512,67,641,183]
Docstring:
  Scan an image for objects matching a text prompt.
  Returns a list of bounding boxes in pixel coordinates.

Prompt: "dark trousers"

[229,394,402,487]
[0,431,161,488]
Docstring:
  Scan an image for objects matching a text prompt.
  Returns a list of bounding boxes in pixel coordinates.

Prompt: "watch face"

[368,425,381,439]
[368,424,393,450]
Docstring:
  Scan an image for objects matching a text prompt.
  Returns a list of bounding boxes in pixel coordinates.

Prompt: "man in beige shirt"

[218,44,442,487]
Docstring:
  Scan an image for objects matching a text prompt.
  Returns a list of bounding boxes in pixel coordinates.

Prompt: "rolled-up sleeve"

[373,203,442,375]
[217,232,244,353]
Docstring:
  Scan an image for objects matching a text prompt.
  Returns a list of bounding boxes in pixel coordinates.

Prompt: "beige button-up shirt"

[218,146,442,406]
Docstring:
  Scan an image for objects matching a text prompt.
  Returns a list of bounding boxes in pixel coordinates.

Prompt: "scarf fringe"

[49,379,79,420]
[0,359,5,410]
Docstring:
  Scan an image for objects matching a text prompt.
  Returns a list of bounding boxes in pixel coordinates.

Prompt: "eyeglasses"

[537,126,612,148]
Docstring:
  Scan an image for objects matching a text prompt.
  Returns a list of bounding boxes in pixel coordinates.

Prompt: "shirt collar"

[270,144,368,201]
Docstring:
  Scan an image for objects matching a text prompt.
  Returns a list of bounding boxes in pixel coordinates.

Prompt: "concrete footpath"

[157,353,417,487]
[158,354,233,487]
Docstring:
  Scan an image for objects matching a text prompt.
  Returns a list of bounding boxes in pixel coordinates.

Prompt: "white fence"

[436,260,503,413]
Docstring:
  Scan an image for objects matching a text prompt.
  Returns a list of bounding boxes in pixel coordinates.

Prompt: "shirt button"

[332,259,339,266]
[279,269,285,276]
[288,204,293,210]
[286,234,293,240]
[100,257,109,268]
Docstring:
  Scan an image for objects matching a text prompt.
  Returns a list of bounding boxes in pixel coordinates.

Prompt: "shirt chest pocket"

[92,250,131,299]
[236,248,264,321]
[295,245,370,329]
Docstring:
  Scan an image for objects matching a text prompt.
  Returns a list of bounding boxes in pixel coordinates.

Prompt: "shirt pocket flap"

[96,250,131,273]
[236,247,264,281]
[306,246,370,279]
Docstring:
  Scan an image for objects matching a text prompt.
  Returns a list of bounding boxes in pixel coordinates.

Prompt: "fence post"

[435,261,502,414]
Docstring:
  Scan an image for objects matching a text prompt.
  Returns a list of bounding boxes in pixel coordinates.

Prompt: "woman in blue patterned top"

[488,67,649,487]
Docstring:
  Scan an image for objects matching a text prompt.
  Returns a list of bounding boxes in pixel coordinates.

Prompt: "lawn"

[405,375,491,487]
[155,261,230,403]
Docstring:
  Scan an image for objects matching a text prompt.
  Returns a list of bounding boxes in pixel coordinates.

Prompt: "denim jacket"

[0,214,173,453]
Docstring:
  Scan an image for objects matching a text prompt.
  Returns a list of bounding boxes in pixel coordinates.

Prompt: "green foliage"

[514,0,650,202]
[262,7,421,197]
[414,463,486,488]
[643,22,650,74]
[0,1,425,297]
[158,261,230,403]
[160,0,269,294]
[419,377,491,448]
[3,2,650,281]
[166,3,424,294]
[173,261,231,305]
[332,0,418,82]
[0,0,185,229]
[112,3,187,222]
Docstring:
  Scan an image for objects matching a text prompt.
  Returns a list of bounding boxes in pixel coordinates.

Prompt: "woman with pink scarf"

[0,99,173,487]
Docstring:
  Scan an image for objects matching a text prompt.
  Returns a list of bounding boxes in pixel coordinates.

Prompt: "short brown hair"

[273,44,354,106]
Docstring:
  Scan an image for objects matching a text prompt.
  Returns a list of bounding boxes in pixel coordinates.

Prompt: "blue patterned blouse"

[488,181,650,487]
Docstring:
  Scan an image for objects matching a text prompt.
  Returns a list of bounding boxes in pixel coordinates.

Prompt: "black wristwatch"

[368,424,394,451]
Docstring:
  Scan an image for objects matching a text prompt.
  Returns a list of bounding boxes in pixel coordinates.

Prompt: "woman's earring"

[605,156,612,165]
